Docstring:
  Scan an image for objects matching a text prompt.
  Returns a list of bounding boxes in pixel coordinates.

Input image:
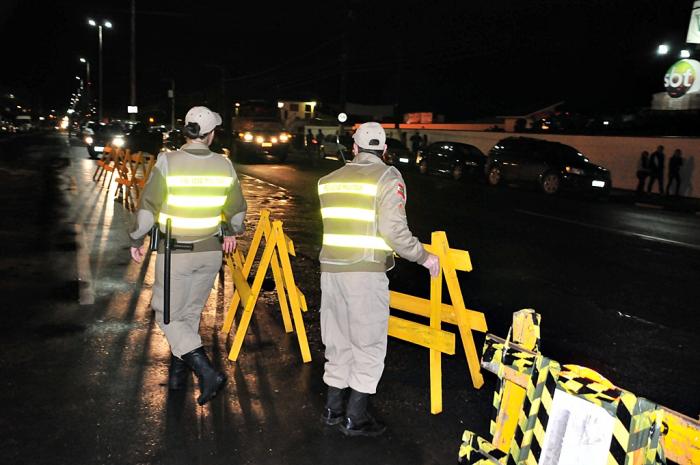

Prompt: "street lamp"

[87,18,113,121]
[680,49,691,58]
[657,44,669,55]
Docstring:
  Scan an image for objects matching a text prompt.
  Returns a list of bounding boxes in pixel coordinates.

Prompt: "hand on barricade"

[222,236,236,254]
[421,254,440,277]
[130,245,147,263]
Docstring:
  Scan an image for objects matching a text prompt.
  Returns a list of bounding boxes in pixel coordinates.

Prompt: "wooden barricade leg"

[273,221,311,363]
[221,209,270,335]
[269,249,293,332]
[430,232,445,414]
[228,226,278,361]
[435,231,485,389]
[222,250,246,333]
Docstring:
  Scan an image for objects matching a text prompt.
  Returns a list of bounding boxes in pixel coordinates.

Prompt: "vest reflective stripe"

[322,234,391,251]
[166,176,233,187]
[321,207,375,222]
[167,195,227,208]
[318,182,378,196]
[158,213,220,230]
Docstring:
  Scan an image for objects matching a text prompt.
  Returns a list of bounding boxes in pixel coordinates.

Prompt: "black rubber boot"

[181,347,227,405]
[339,389,386,437]
[168,354,189,391]
[320,386,346,426]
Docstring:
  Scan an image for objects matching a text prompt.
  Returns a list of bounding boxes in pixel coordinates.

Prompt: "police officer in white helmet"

[129,106,247,405]
[317,122,439,436]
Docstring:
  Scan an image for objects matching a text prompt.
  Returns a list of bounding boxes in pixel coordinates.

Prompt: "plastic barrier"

[221,209,311,363]
[388,231,487,414]
[458,311,700,465]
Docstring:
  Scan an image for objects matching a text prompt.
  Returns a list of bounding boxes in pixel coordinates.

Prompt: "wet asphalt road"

[0,134,698,465]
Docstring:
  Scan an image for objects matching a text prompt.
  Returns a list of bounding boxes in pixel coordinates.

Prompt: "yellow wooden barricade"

[388,231,488,414]
[221,209,311,363]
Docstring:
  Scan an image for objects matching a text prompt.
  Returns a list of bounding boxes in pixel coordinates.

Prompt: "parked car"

[383,138,414,168]
[84,122,126,159]
[416,141,487,180]
[485,137,611,195]
[320,134,353,161]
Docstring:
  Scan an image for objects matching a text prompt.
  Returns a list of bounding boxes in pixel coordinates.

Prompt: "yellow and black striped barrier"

[389,231,488,414]
[221,209,311,363]
[458,311,700,465]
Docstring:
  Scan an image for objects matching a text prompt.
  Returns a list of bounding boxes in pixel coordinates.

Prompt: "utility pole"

[130,0,137,112]
[169,79,175,130]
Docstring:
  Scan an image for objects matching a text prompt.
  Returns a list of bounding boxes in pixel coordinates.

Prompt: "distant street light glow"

[104,20,112,28]
[80,57,86,63]
[680,49,691,58]
[88,18,96,26]
[658,44,669,55]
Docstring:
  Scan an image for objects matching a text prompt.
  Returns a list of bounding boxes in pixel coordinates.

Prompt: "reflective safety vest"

[318,160,393,266]
[158,151,234,239]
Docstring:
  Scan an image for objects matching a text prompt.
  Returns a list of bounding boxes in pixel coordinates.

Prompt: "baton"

[163,218,193,325]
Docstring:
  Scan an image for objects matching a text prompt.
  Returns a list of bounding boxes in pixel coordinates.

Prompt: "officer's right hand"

[421,254,440,277]
[130,245,146,263]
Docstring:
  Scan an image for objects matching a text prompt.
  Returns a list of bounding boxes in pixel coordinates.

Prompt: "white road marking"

[74,224,96,305]
[515,209,700,252]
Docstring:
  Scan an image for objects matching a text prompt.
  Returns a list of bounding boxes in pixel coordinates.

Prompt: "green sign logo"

[665,60,698,98]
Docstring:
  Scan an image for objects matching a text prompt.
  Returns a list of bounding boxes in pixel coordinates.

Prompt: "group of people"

[636,145,684,196]
[128,107,434,438]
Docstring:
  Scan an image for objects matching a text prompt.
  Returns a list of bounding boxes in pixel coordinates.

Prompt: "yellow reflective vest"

[318,159,393,267]
[158,154,234,239]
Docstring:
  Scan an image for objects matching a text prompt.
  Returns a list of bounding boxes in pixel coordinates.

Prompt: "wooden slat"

[388,316,455,355]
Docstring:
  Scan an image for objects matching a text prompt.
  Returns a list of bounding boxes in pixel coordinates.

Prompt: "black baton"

[163,218,193,325]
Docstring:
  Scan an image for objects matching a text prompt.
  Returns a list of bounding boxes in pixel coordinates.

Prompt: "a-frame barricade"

[388,230,488,414]
[221,209,311,363]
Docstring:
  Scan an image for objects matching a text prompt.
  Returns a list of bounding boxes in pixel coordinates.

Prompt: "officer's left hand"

[222,236,236,254]
[130,245,147,263]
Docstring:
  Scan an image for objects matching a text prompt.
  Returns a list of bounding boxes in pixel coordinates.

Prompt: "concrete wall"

[305,125,699,197]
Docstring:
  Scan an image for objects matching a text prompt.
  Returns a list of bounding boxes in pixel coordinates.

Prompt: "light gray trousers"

[320,271,390,394]
[151,251,222,357]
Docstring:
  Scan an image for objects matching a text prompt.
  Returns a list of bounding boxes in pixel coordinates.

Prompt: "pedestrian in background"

[647,145,665,194]
[306,128,314,150]
[409,131,422,154]
[666,149,684,196]
[317,122,439,437]
[635,150,650,194]
[129,106,247,405]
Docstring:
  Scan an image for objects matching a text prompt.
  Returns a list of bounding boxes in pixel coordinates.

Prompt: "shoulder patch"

[396,182,406,201]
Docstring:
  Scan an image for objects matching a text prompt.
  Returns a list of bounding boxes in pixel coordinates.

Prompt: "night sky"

[0,0,696,120]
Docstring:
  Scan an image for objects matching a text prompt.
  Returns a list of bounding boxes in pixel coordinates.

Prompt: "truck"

[231,100,291,162]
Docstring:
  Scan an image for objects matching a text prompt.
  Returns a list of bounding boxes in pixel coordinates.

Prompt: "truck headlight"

[112,136,125,148]
[243,132,253,142]
[279,133,289,142]
[255,135,264,144]
[84,136,94,145]
[271,137,278,144]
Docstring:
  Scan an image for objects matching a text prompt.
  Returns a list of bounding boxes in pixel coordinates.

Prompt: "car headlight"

[565,166,584,175]
[255,135,264,144]
[279,133,289,142]
[271,137,278,144]
[84,136,93,145]
[243,132,253,142]
[112,136,125,148]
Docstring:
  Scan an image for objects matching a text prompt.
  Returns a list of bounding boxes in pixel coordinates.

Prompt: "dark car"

[382,138,414,168]
[416,141,486,181]
[320,134,353,161]
[84,122,126,159]
[485,137,611,195]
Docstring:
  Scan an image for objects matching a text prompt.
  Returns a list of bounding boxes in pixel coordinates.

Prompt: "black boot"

[181,347,227,405]
[168,354,189,390]
[321,386,346,426]
[339,389,386,437]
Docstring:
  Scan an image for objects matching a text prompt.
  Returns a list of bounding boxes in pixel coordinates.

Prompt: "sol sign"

[665,59,700,98]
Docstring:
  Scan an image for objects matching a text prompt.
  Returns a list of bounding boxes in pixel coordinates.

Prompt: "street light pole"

[88,18,112,122]
[169,79,175,130]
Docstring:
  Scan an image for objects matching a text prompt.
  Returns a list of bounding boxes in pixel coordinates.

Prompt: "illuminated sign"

[664,59,700,98]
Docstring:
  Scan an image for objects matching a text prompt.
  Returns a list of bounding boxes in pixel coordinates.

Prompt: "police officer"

[129,106,247,405]
[317,122,439,436]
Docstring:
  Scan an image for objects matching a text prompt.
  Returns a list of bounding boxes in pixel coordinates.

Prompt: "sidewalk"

[608,188,700,213]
